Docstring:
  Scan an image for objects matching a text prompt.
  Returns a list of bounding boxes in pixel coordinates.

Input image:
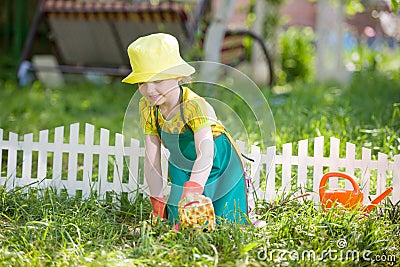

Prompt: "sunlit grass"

[0,80,134,144]
[1,185,399,266]
[270,71,400,158]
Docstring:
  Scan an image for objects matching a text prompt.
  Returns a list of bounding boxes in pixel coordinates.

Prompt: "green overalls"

[154,87,248,225]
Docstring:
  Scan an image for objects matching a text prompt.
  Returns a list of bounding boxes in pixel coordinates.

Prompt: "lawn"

[0,69,399,266]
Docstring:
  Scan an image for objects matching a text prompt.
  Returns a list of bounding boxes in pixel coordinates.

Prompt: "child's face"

[138,78,180,105]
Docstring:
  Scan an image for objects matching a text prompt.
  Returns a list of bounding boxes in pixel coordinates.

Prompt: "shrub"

[279,27,316,84]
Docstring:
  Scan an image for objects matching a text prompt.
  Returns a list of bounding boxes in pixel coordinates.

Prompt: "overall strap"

[154,106,161,139]
[154,86,193,144]
[178,85,193,133]
[154,106,165,147]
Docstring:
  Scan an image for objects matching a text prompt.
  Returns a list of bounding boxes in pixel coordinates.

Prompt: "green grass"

[0,70,399,266]
[271,71,400,158]
[1,187,398,266]
[0,80,134,142]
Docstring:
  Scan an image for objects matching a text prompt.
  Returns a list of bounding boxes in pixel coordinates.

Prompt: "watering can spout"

[362,187,393,214]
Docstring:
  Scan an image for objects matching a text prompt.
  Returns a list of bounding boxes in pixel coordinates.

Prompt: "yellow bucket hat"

[122,33,195,84]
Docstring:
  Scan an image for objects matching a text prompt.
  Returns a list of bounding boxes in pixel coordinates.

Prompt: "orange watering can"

[319,172,393,214]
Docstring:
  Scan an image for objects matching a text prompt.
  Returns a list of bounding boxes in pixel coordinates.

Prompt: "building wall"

[280,0,317,29]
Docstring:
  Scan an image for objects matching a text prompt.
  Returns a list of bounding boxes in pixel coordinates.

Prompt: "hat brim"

[122,64,195,84]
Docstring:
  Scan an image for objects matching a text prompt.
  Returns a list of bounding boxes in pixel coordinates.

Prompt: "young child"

[122,33,248,225]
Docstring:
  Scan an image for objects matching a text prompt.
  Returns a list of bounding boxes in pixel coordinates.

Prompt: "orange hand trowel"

[319,172,393,214]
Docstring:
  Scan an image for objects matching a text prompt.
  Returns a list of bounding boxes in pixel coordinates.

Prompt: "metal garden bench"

[19,0,274,86]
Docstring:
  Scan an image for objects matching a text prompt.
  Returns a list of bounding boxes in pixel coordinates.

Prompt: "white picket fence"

[0,123,399,206]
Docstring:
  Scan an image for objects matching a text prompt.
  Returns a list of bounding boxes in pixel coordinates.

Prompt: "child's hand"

[181,181,204,199]
[150,196,167,219]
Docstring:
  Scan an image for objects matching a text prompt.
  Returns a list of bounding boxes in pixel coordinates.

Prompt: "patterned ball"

[178,194,215,231]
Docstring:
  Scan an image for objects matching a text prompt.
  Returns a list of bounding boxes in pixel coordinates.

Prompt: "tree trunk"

[251,0,268,85]
[316,0,348,82]
[200,0,237,82]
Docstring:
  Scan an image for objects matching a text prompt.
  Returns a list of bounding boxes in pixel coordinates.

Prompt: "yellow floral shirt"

[139,86,225,137]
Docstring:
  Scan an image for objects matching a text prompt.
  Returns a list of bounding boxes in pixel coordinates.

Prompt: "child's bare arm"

[190,126,214,187]
[144,134,163,197]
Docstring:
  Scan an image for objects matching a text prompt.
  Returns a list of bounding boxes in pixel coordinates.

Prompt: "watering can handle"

[319,172,360,197]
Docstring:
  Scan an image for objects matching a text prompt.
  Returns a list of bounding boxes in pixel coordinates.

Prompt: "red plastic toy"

[319,172,393,214]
